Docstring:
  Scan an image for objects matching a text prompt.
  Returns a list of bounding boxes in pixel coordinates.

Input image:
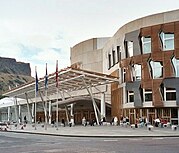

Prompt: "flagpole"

[45,63,48,130]
[56,88,59,130]
[56,60,59,130]
[45,89,48,130]
[35,66,37,130]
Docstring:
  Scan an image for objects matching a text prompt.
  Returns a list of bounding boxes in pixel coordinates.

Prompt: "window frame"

[160,32,174,51]
[164,87,176,101]
[143,89,152,102]
[108,54,112,69]
[149,60,163,79]
[141,36,151,54]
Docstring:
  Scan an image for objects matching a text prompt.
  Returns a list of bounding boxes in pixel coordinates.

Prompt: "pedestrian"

[82,117,87,126]
[24,116,27,124]
[114,116,118,126]
[62,118,65,127]
[110,117,114,125]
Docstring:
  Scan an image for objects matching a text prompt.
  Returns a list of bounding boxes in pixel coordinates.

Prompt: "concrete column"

[178,108,179,125]
[147,109,149,122]
[18,105,21,123]
[70,104,74,117]
[32,103,35,123]
[101,92,106,118]
[140,109,142,117]
[134,109,136,124]
[7,107,11,121]
[169,108,171,123]
[155,109,157,119]
[48,101,52,124]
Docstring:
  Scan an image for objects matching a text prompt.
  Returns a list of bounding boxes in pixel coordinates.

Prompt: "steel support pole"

[56,88,59,130]
[25,93,32,123]
[82,78,99,125]
[39,91,48,130]
[48,101,52,124]
[7,106,11,122]
[14,97,18,123]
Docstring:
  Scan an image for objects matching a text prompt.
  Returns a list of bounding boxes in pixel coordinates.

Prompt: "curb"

[6,130,179,138]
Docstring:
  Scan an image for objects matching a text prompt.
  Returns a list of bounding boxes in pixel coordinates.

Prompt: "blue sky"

[0,0,179,77]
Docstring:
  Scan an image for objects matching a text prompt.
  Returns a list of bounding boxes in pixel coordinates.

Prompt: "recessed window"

[125,41,133,58]
[128,90,134,103]
[149,61,163,78]
[112,50,116,66]
[108,54,111,69]
[117,46,121,62]
[132,64,141,81]
[164,87,176,101]
[172,56,179,77]
[141,36,151,54]
[143,89,152,102]
[160,32,174,51]
[122,68,126,83]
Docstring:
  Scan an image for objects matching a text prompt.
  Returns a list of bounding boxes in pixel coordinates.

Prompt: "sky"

[0,0,179,78]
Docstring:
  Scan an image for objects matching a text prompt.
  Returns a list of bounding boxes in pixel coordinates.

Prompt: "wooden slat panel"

[111,88,122,119]
[141,27,151,36]
[162,22,174,33]
[111,70,119,91]
[174,21,179,58]
[152,79,163,107]
[151,25,161,52]
[163,51,174,78]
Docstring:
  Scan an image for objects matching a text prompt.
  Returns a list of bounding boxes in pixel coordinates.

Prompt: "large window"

[141,36,151,54]
[125,41,133,58]
[122,68,126,83]
[108,54,111,69]
[112,50,116,66]
[143,89,152,102]
[132,64,141,81]
[149,61,163,78]
[128,90,134,103]
[117,46,121,63]
[164,87,176,101]
[160,32,174,51]
[172,56,179,77]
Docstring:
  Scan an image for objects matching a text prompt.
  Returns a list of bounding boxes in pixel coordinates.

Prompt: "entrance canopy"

[3,67,119,100]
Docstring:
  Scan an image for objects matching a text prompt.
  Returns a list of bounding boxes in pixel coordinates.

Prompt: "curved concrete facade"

[71,37,109,73]
[71,9,179,125]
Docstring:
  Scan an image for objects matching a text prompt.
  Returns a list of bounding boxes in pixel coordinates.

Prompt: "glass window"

[128,91,134,103]
[132,64,141,81]
[160,32,174,51]
[128,41,133,57]
[125,41,133,58]
[171,108,178,118]
[112,50,115,66]
[122,68,126,83]
[143,89,152,102]
[150,61,163,78]
[108,54,111,69]
[117,46,121,62]
[172,56,179,77]
[141,36,151,54]
[164,87,176,101]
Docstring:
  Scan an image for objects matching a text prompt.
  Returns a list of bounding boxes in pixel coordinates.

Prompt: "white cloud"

[0,0,179,78]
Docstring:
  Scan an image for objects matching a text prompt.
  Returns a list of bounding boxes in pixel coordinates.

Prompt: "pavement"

[4,123,179,138]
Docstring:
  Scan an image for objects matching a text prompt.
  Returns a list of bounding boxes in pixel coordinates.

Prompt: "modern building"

[71,9,179,125]
[2,9,179,126]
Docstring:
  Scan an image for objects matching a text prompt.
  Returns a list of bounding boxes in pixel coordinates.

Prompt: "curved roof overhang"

[3,67,119,105]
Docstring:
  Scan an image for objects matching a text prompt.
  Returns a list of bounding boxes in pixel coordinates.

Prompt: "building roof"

[3,67,119,100]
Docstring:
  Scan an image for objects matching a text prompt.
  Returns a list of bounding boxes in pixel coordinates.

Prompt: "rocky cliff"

[0,57,34,94]
[0,57,31,76]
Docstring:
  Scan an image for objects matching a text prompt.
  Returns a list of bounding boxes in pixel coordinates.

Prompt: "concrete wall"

[70,37,109,73]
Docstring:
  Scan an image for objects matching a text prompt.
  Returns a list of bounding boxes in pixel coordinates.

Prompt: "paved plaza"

[5,123,179,138]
